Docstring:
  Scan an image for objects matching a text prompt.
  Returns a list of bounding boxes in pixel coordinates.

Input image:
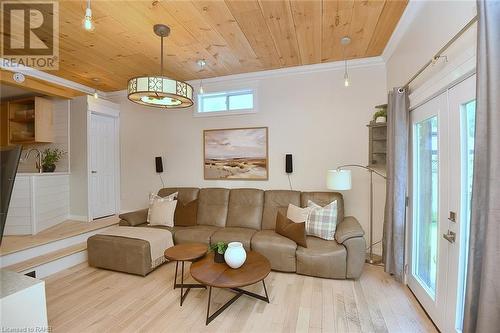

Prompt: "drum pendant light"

[127,24,193,109]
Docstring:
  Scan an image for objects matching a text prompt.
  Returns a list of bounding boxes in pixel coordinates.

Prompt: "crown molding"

[2,55,385,100]
[106,56,385,98]
[195,56,385,84]
[1,58,105,97]
[381,0,426,62]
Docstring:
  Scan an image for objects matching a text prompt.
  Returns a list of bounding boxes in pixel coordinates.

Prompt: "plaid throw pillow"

[305,200,338,240]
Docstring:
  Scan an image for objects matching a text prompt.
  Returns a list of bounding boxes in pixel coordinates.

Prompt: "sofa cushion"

[226,189,264,229]
[301,191,344,222]
[174,199,198,227]
[251,230,297,272]
[158,187,199,204]
[210,227,257,251]
[197,188,230,227]
[262,190,301,230]
[173,225,220,245]
[296,236,347,279]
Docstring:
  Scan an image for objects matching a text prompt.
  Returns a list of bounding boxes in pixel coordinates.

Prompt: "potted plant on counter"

[41,148,66,172]
[209,241,228,263]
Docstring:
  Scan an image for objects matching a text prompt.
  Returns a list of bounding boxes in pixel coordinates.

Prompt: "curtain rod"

[402,15,478,90]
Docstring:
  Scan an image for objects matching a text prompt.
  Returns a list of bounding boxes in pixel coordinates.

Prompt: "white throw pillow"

[306,200,338,240]
[147,192,178,226]
[286,204,312,223]
[161,192,178,201]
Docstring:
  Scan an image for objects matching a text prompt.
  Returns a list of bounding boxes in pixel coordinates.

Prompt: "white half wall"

[112,61,388,254]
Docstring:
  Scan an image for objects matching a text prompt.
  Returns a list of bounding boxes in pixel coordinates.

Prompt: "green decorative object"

[373,104,387,123]
[41,148,66,172]
[209,241,228,263]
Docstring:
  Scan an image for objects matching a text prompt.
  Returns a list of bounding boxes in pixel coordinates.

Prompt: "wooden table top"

[164,243,207,261]
[190,251,271,289]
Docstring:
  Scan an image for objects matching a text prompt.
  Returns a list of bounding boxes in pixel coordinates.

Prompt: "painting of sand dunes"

[204,127,268,180]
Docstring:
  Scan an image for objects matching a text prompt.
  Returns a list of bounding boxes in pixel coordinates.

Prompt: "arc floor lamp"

[327,164,387,265]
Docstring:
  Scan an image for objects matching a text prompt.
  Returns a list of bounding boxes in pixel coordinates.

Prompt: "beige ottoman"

[87,235,154,276]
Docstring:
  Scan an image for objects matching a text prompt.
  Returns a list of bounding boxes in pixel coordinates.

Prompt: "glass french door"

[409,75,476,333]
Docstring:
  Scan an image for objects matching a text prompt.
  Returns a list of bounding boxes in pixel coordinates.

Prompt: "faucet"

[23,148,43,173]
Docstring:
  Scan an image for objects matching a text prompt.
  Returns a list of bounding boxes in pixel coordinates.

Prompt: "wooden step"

[0,216,119,256]
[4,242,87,273]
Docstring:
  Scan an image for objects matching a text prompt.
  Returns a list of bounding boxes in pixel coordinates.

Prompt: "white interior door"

[90,113,117,219]
[409,75,476,333]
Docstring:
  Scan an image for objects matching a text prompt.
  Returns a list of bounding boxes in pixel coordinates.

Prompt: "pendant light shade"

[127,76,193,108]
[127,24,193,109]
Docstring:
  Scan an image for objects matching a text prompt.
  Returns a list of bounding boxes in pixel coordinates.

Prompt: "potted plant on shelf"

[41,148,66,172]
[373,105,387,123]
[209,241,228,263]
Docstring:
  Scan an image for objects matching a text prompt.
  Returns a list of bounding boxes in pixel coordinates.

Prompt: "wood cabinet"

[1,97,53,146]
[367,121,387,168]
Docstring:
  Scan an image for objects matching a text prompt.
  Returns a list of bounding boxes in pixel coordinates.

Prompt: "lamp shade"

[327,169,352,190]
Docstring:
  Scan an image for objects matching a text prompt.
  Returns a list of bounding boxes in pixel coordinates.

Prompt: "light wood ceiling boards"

[48,0,408,91]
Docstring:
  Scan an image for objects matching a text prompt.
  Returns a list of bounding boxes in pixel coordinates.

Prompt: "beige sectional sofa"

[88,187,366,279]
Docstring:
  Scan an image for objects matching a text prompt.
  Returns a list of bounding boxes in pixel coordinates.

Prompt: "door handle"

[448,211,456,222]
[91,170,97,174]
[443,231,456,243]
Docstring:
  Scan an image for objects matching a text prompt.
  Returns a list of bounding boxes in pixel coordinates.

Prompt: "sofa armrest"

[118,209,148,226]
[335,216,365,244]
[336,216,366,279]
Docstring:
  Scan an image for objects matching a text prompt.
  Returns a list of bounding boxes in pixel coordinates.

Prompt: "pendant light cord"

[160,36,164,76]
[343,46,347,77]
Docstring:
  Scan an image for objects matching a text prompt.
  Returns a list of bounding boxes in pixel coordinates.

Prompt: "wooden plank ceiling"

[54,0,407,91]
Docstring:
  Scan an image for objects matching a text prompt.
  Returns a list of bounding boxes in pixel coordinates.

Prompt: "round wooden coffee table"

[190,251,271,325]
[164,243,207,306]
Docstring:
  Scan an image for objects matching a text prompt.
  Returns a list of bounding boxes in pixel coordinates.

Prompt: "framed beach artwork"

[203,127,268,180]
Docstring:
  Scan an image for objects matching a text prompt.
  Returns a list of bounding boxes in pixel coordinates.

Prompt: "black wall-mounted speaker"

[285,154,293,174]
[155,156,164,173]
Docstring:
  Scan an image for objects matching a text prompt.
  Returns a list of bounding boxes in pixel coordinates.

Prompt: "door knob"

[443,231,456,243]
[91,170,97,174]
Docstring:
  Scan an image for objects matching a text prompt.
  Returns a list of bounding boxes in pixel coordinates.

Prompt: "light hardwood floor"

[0,216,119,256]
[45,262,436,333]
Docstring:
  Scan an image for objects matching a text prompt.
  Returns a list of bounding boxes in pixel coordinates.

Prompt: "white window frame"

[193,81,258,117]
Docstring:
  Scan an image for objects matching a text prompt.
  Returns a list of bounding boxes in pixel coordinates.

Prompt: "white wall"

[112,60,388,254]
[386,0,477,90]
[69,97,88,220]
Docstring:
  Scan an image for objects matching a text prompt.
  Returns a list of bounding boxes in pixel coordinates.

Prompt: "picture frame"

[203,127,269,180]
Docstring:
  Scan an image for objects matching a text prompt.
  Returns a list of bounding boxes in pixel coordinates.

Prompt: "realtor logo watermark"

[1,1,59,70]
